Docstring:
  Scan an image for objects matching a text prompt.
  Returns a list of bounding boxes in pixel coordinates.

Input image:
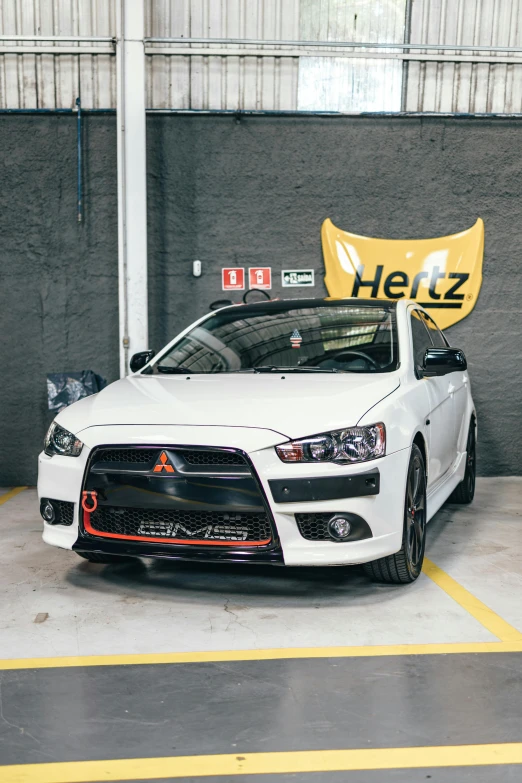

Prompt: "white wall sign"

[282,270,315,287]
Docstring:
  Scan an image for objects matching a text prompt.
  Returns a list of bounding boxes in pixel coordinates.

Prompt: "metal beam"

[0,35,114,42]
[146,109,522,118]
[143,47,522,64]
[401,0,414,112]
[2,34,522,55]
[2,47,520,65]
[144,37,522,54]
[0,46,114,55]
[2,45,520,63]
[116,0,148,377]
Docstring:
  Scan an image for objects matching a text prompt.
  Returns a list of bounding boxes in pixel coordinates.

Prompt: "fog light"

[328,515,352,541]
[41,500,56,524]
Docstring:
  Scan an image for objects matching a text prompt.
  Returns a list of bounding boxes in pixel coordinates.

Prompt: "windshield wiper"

[156,365,348,375]
[156,365,193,374]
[252,365,342,374]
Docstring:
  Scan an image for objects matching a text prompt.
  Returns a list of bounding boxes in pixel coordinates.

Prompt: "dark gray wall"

[1,114,521,484]
[0,115,119,487]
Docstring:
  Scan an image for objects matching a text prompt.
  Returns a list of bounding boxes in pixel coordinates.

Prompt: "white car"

[38,297,476,584]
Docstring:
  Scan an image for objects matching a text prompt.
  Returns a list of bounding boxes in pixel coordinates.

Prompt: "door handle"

[448,383,455,395]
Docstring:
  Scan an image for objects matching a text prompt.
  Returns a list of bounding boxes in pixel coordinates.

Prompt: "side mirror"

[421,347,467,377]
[130,350,155,373]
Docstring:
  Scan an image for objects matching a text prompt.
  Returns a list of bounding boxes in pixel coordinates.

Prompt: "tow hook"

[81,490,98,513]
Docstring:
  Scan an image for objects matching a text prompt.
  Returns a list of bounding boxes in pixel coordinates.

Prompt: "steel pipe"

[0,46,114,55]
[143,47,522,64]
[0,35,114,42]
[145,109,522,118]
[2,45,518,62]
[401,0,414,112]
[76,98,83,224]
[116,0,149,378]
[3,108,522,118]
[144,37,522,54]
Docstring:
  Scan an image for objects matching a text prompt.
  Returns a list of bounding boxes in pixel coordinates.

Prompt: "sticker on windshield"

[290,329,302,348]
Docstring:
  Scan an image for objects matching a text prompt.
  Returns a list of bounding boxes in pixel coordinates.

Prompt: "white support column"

[116,0,148,377]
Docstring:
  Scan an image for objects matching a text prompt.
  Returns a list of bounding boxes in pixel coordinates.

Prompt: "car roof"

[217,297,399,314]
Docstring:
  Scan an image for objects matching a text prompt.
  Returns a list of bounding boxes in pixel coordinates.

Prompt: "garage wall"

[0,115,119,487]
[1,113,521,484]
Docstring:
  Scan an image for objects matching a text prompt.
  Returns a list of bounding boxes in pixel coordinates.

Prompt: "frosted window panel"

[298,0,406,112]
[298,56,403,112]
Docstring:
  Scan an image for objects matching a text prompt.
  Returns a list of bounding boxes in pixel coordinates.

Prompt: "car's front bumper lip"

[73,536,285,565]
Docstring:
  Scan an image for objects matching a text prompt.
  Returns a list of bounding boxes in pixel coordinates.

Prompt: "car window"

[410,310,433,372]
[419,311,448,348]
[152,304,399,374]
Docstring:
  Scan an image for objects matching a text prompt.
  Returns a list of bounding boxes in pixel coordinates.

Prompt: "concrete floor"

[1,478,521,782]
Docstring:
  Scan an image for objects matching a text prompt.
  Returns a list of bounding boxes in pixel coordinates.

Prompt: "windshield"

[150,303,398,374]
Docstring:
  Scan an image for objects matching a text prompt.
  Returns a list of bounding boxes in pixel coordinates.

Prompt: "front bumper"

[38,426,409,566]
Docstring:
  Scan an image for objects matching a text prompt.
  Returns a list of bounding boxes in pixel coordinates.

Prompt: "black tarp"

[47,371,107,413]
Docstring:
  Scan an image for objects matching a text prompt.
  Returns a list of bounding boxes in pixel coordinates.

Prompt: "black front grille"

[93,448,158,464]
[88,508,271,544]
[181,450,246,466]
[56,500,74,526]
[91,448,246,467]
[295,513,335,541]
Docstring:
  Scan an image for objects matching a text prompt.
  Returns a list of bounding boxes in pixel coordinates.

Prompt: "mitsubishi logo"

[153,451,175,473]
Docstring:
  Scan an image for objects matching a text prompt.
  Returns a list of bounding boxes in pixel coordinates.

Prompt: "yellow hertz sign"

[321,218,484,329]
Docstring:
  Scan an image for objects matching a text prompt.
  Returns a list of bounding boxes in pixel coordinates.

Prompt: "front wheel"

[364,443,427,584]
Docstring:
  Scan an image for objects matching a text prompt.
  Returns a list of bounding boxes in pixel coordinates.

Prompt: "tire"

[76,551,135,564]
[448,420,476,504]
[364,443,427,584]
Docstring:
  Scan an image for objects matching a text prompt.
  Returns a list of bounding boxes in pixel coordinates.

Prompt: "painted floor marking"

[423,557,522,642]
[0,486,27,506]
[1,640,522,671]
[2,743,522,782]
[1,484,521,664]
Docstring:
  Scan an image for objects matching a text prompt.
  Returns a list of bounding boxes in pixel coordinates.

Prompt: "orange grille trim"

[82,511,272,547]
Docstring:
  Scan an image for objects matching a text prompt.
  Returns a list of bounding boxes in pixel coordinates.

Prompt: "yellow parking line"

[0,485,519,664]
[0,486,27,506]
[2,743,522,782]
[1,640,522,671]
[423,557,522,642]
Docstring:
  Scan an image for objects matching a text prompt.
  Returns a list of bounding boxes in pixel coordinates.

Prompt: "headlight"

[276,423,385,464]
[44,422,83,457]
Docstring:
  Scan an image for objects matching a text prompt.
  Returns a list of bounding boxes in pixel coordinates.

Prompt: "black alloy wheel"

[364,443,427,584]
[405,448,426,573]
[449,420,476,504]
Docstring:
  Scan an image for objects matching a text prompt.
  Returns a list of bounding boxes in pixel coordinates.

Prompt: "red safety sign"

[222,267,245,290]
[249,267,272,290]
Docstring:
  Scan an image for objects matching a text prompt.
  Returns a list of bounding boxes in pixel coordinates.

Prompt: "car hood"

[58,373,400,442]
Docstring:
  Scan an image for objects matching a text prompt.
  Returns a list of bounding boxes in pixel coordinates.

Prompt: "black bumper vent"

[87,508,272,544]
[295,513,334,541]
[56,500,74,526]
[295,513,372,542]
